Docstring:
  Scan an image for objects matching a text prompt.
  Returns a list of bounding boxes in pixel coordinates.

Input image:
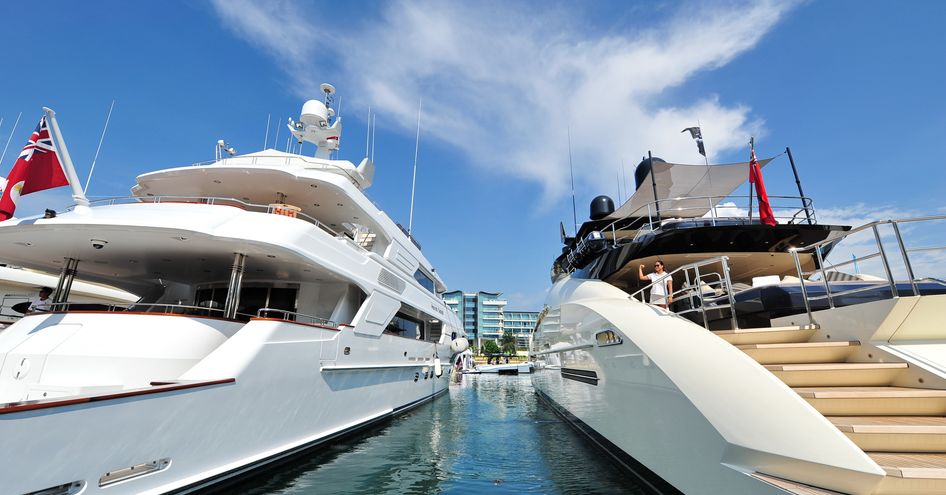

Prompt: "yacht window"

[387,312,425,340]
[414,269,435,293]
[195,286,297,321]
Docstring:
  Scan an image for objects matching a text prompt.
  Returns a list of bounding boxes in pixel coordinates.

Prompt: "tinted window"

[414,269,435,293]
[387,313,424,339]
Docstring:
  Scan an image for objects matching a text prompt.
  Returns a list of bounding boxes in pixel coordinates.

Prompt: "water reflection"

[233,374,647,494]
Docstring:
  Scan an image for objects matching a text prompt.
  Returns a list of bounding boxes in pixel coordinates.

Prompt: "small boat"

[473,361,534,375]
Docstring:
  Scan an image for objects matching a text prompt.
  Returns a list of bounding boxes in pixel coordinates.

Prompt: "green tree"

[482,340,501,355]
[500,331,516,356]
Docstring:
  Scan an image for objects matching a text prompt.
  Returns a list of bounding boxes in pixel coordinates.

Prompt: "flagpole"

[747,137,754,223]
[0,112,22,166]
[43,107,89,206]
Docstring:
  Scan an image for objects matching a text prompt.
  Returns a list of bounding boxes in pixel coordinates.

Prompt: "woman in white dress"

[638,260,673,309]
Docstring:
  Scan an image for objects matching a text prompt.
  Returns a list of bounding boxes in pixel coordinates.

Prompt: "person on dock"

[639,261,673,309]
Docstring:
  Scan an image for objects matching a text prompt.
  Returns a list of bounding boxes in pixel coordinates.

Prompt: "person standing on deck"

[639,261,673,309]
[27,287,54,313]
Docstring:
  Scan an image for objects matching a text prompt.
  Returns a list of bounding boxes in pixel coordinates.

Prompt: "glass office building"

[442,290,538,349]
[504,310,540,349]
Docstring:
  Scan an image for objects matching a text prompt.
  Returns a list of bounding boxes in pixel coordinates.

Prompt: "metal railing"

[256,307,337,328]
[630,255,740,331]
[44,301,232,316]
[603,194,816,245]
[73,195,358,247]
[629,215,946,331]
[789,215,946,320]
[183,152,365,184]
[39,302,341,328]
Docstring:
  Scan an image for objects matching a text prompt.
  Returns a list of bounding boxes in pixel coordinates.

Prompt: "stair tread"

[766,362,908,372]
[869,453,946,479]
[830,416,946,434]
[738,341,860,350]
[794,387,946,399]
[715,324,819,336]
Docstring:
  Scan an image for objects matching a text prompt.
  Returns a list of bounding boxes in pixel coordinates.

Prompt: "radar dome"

[300,100,329,128]
[634,156,667,190]
[590,195,615,220]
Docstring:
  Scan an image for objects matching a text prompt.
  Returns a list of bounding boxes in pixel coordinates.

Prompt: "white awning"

[606,158,772,220]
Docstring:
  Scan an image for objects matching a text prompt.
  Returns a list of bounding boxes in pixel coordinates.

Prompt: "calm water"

[232,374,650,494]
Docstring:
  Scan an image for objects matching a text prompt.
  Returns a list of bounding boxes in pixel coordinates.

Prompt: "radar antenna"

[287,82,343,159]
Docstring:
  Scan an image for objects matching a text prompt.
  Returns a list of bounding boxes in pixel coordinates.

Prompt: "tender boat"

[532,152,946,494]
[0,86,468,494]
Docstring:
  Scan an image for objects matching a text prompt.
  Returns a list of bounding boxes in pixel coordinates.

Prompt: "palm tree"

[500,331,516,356]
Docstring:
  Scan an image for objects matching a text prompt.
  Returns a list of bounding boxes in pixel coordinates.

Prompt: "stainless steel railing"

[604,194,816,245]
[630,215,946,331]
[256,307,337,328]
[74,195,357,247]
[630,255,741,330]
[789,215,946,318]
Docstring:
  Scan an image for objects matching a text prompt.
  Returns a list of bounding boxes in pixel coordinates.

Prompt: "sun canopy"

[606,158,772,220]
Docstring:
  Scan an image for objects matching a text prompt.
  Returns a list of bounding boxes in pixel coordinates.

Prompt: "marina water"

[234,374,649,494]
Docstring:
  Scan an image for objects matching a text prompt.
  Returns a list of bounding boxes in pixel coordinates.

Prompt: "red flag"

[749,147,776,226]
[0,116,69,221]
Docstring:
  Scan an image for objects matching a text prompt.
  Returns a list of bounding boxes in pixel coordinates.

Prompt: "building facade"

[504,310,540,349]
[442,290,538,350]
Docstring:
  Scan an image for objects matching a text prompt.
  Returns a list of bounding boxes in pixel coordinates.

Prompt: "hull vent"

[378,269,406,293]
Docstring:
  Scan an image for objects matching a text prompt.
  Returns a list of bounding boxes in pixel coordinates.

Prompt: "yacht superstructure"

[532,153,946,494]
[0,87,468,494]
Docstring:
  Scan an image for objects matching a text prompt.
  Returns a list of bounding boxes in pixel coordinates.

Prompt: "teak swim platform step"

[721,325,946,493]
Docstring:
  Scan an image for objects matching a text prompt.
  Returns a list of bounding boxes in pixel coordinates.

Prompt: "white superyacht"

[533,153,946,494]
[0,85,468,494]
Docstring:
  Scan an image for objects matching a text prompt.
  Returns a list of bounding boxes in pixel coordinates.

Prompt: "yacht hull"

[531,276,886,495]
[1,318,454,495]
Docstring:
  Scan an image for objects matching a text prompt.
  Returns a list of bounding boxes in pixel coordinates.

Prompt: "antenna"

[365,106,371,158]
[273,116,282,150]
[408,98,422,235]
[84,100,116,194]
[616,171,622,204]
[621,159,628,203]
[0,111,22,166]
[370,113,377,163]
[567,126,578,234]
[263,113,271,149]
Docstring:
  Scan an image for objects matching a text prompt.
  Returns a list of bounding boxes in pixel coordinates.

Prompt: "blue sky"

[1,1,944,309]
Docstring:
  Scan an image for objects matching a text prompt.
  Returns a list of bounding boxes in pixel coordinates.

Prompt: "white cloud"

[210,0,795,201]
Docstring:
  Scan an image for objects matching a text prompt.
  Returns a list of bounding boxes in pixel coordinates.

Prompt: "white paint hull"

[531,276,886,495]
[1,317,454,494]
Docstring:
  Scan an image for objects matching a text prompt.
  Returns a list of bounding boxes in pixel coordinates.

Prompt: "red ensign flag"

[0,116,69,221]
[749,147,776,226]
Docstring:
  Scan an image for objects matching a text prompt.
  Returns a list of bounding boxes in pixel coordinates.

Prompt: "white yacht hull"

[1,316,454,494]
[532,276,886,495]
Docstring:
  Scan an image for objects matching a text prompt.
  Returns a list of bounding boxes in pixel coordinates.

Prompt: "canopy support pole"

[648,150,661,224]
[786,147,812,225]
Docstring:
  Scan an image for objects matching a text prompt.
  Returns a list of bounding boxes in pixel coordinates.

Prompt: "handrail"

[72,194,358,247]
[788,214,946,317]
[603,193,816,245]
[43,301,249,317]
[256,307,337,328]
[182,152,365,185]
[630,255,740,330]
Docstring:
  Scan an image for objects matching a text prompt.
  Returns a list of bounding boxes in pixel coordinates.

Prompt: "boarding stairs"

[717,324,946,495]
